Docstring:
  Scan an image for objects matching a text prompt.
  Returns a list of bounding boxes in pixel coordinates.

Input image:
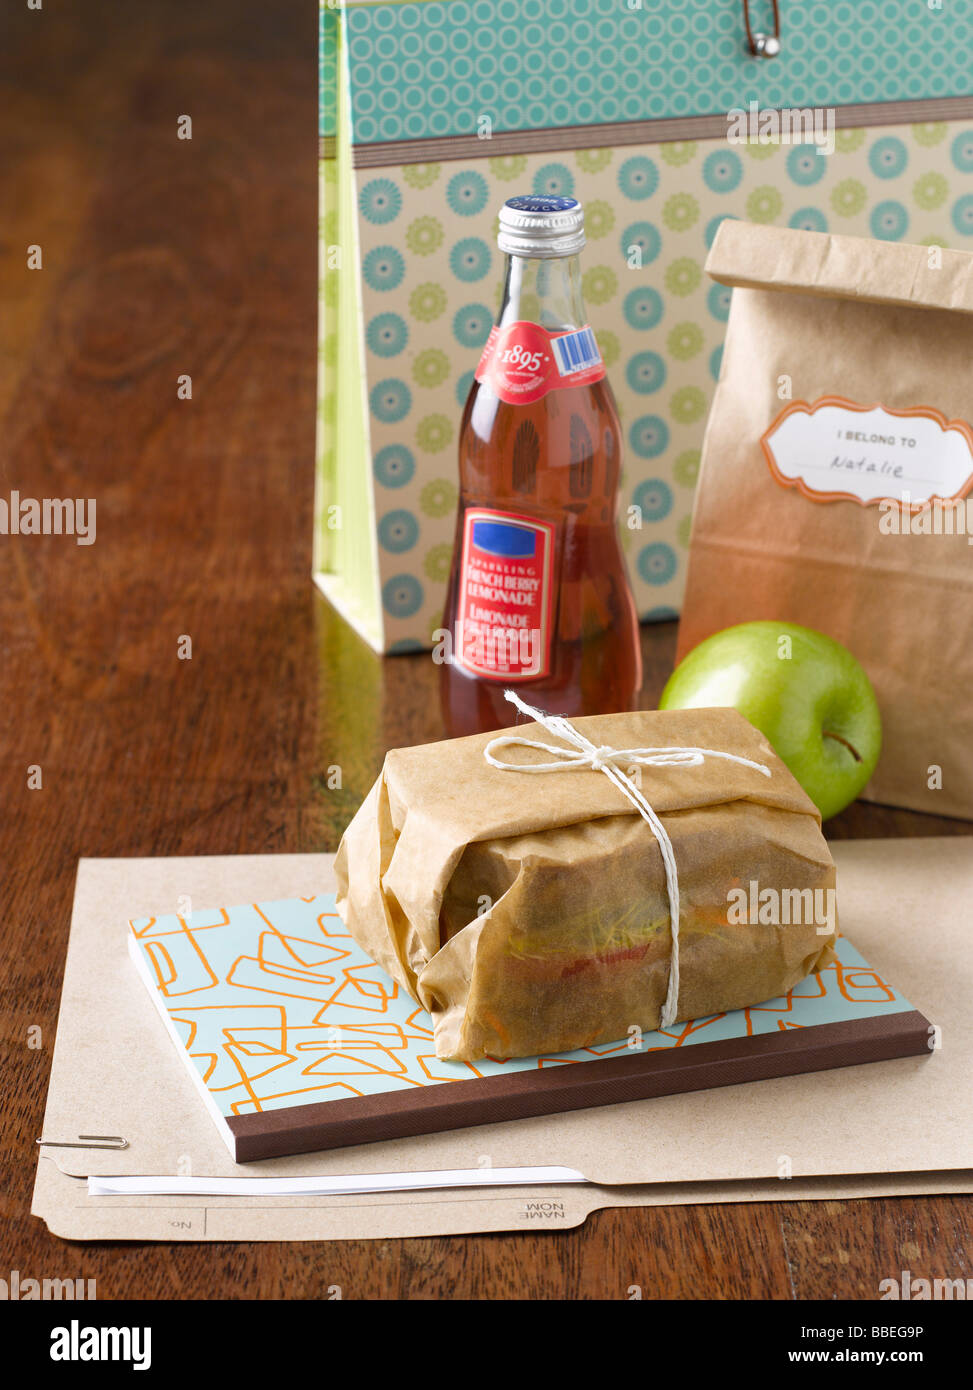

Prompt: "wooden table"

[2,0,969,1300]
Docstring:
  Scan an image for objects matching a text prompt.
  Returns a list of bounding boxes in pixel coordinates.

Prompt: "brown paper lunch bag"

[677,220,973,820]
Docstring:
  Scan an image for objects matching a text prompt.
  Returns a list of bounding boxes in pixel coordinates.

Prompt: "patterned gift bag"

[317,0,973,652]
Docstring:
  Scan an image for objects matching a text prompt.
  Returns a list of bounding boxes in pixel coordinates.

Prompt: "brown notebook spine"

[226,1010,931,1162]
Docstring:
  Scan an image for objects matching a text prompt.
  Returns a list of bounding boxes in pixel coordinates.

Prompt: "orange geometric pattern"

[129,897,913,1117]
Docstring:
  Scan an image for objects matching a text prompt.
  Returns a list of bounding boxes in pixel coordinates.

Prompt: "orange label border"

[760,396,973,512]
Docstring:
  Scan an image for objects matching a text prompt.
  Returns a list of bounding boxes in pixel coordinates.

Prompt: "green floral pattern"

[341,122,973,647]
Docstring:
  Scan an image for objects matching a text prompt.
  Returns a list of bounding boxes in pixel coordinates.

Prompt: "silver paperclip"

[36,1134,129,1151]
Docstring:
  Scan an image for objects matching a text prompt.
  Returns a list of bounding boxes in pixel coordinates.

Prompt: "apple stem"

[823,730,862,763]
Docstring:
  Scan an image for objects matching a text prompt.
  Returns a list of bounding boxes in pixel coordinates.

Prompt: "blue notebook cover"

[128,894,929,1162]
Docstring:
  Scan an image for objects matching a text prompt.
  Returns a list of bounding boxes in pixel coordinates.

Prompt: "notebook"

[128,895,931,1162]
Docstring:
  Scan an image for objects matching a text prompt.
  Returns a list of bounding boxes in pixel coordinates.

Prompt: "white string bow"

[483,689,772,1030]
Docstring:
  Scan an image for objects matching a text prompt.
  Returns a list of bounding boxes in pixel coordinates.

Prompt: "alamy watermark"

[0,1268,96,1299]
[432,622,543,673]
[879,1269,972,1300]
[727,880,837,936]
[878,494,973,543]
[726,100,835,156]
[50,1320,151,1371]
[0,491,96,545]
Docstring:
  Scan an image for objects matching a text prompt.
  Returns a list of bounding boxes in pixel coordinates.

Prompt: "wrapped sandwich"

[335,704,837,1061]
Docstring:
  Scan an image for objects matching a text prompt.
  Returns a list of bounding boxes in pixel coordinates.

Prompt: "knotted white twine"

[483,689,772,1029]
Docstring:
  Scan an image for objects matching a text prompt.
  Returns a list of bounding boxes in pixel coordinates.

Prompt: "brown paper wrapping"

[679,220,973,819]
[335,707,836,1061]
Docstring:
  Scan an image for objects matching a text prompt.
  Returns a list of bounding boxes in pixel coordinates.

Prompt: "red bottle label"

[455,507,556,681]
[474,321,606,405]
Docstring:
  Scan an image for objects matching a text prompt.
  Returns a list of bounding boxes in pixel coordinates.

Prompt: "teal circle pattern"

[453,303,493,348]
[623,286,664,330]
[952,194,973,236]
[632,477,673,522]
[869,136,908,178]
[706,282,732,321]
[449,237,491,280]
[704,212,737,248]
[378,509,420,553]
[626,351,667,394]
[702,149,742,193]
[456,368,475,405]
[366,313,408,357]
[374,444,416,489]
[870,199,909,240]
[334,3,973,145]
[370,378,412,423]
[343,111,973,642]
[629,415,670,459]
[362,245,405,291]
[951,129,973,172]
[787,144,827,186]
[382,574,424,618]
[618,156,659,200]
[789,206,829,232]
[447,170,489,216]
[533,162,576,197]
[620,220,661,264]
[637,543,678,586]
[359,178,402,224]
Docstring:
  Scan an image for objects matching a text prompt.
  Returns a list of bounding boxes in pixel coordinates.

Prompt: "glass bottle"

[439,194,642,735]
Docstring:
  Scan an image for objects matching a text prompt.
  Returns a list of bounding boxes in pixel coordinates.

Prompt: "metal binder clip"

[36,1134,129,1151]
[743,0,782,57]
[752,32,781,57]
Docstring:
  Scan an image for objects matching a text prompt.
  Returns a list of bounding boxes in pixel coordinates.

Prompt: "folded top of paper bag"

[706,220,973,316]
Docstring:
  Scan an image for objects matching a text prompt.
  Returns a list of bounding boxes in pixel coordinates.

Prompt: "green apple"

[660,621,882,820]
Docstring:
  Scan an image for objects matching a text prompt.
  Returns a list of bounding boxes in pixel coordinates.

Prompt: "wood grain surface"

[1,0,969,1300]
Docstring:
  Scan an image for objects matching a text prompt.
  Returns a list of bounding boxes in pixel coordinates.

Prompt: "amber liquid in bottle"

[440,244,642,736]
